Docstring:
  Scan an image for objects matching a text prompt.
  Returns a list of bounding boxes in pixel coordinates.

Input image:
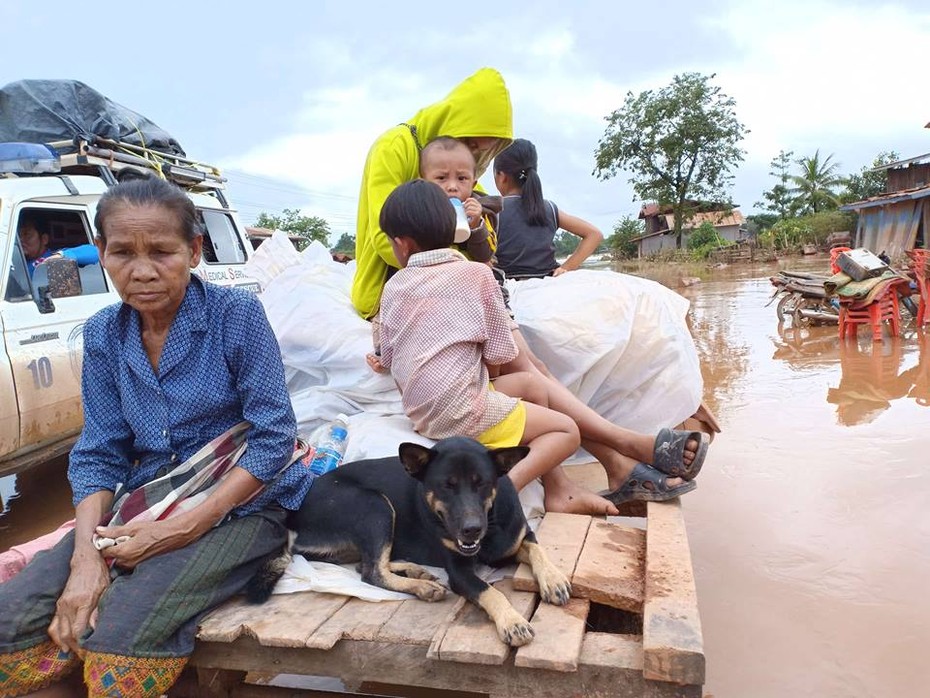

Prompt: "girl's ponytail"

[494,139,549,226]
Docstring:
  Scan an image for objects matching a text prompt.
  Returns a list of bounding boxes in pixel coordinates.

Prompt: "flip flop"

[652,428,709,481]
[600,463,697,507]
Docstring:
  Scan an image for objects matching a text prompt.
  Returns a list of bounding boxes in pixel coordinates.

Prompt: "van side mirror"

[32,257,83,313]
[45,257,83,298]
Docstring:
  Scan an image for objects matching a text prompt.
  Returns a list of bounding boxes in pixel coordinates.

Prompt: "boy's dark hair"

[493,138,548,226]
[380,180,455,251]
[95,172,203,243]
[419,136,476,176]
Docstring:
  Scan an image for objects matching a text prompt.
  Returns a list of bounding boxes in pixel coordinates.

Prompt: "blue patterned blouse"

[68,276,311,517]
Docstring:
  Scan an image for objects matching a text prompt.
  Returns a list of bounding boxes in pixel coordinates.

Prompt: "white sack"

[258,252,702,461]
[507,270,702,434]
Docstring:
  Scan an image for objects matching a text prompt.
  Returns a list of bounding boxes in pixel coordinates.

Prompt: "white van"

[0,140,259,476]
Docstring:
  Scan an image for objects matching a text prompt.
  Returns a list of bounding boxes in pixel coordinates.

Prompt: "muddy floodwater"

[2,255,927,697]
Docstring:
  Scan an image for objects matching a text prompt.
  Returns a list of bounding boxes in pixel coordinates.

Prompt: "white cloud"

[706,1,930,164]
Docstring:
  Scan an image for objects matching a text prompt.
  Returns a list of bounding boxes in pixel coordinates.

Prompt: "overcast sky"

[3,0,929,239]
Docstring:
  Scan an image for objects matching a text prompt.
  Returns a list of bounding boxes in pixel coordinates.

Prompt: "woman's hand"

[463,197,483,228]
[48,551,110,655]
[96,517,202,570]
[97,468,263,570]
[552,266,568,277]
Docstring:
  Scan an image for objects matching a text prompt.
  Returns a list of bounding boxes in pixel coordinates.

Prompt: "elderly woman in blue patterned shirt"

[0,175,310,698]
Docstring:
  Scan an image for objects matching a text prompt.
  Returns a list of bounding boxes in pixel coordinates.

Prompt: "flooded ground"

[1,254,927,697]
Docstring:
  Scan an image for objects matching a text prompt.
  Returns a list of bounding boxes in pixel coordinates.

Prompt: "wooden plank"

[513,597,589,672]
[307,597,403,650]
[190,636,657,698]
[426,597,467,660]
[579,632,643,671]
[513,513,591,592]
[642,500,705,686]
[434,579,536,665]
[377,593,463,646]
[572,520,646,612]
[197,592,349,648]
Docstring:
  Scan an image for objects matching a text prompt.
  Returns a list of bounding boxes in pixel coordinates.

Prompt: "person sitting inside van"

[18,212,98,277]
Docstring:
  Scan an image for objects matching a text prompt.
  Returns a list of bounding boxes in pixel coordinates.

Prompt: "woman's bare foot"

[542,480,619,516]
[678,401,720,445]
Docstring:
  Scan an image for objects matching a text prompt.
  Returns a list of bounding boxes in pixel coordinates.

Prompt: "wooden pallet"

[185,500,703,697]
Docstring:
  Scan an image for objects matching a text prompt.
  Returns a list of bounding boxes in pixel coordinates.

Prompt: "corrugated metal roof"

[662,210,745,230]
[840,183,930,211]
[869,152,930,171]
[638,201,741,220]
[630,209,745,242]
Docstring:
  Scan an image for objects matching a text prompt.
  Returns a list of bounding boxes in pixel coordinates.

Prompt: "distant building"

[631,202,745,257]
[839,145,930,259]
[245,226,303,250]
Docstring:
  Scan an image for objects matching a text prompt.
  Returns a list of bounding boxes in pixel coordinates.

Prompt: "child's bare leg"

[504,330,700,469]
[504,328,555,379]
[491,371,548,407]
[504,401,618,516]
[583,439,685,493]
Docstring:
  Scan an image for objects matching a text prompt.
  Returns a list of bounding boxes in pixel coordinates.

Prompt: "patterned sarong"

[0,422,306,697]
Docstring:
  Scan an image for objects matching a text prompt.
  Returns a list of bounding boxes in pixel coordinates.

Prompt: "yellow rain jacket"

[351,67,513,319]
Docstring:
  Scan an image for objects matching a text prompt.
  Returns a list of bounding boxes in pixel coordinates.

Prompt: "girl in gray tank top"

[492,139,604,279]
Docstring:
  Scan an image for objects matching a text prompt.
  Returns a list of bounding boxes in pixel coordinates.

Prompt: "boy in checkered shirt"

[368,179,618,515]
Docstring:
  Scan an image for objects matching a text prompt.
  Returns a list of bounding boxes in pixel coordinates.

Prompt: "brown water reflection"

[676,256,929,698]
[1,256,927,697]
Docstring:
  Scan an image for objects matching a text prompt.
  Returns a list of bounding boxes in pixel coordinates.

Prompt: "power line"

[225,169,357,202]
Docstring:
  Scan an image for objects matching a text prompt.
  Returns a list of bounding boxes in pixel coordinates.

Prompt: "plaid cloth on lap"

[93,422,309,551]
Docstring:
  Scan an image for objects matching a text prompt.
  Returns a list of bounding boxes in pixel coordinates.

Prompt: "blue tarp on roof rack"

[0,79,184,157]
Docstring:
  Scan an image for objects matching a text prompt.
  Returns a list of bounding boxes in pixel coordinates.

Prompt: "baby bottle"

[450,198,471,244]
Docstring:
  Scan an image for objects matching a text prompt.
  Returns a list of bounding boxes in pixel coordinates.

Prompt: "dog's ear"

[399,442,433,480]
[487,446,530,476]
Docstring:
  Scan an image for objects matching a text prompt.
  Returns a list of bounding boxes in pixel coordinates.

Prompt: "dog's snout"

[460,523,483,541]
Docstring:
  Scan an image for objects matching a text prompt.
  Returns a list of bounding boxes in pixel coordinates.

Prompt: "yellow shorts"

[476,396,527,449]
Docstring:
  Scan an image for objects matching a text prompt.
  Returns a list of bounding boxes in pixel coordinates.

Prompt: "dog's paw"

[537,567,572,606]
[499,614,535,647]
[389,561,439,581]
[411,579,448,602]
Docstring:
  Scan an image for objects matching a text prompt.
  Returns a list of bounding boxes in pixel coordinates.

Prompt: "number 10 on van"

[27,357,54,389]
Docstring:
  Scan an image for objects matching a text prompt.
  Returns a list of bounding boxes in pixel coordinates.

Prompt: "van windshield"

[199,209,247,264]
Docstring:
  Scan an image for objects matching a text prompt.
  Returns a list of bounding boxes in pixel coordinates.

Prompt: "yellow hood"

[406,67,513,168]
[351,68,513,318]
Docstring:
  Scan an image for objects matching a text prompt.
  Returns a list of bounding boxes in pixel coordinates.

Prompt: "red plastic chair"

[838,283,901,342]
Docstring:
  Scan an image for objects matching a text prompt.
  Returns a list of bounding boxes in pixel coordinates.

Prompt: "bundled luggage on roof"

[0,79,227,200]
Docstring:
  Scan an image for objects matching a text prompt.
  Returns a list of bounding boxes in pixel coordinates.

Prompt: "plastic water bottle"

[450,198,471,244]
[308,414,349,476]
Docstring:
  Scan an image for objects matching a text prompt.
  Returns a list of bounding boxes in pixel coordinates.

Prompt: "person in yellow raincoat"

[351,67,513,320]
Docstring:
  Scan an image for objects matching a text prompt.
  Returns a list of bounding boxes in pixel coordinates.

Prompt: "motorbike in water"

[767,270,840,326]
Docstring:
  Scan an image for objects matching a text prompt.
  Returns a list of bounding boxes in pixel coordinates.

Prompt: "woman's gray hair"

[94,172,202,243]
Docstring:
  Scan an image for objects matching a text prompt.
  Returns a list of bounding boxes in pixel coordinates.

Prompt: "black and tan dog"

[248,436,571,646]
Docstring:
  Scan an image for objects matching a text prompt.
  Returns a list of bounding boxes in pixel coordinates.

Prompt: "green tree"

[553,230,580,258]
[331,232,356,256]
[755,149,796,219]
[605,215,643,259]
[790,150,845,214]
[594,72,747,249]
[841,151,900,203]
[745,213,778,234]
[254,208,331,251]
